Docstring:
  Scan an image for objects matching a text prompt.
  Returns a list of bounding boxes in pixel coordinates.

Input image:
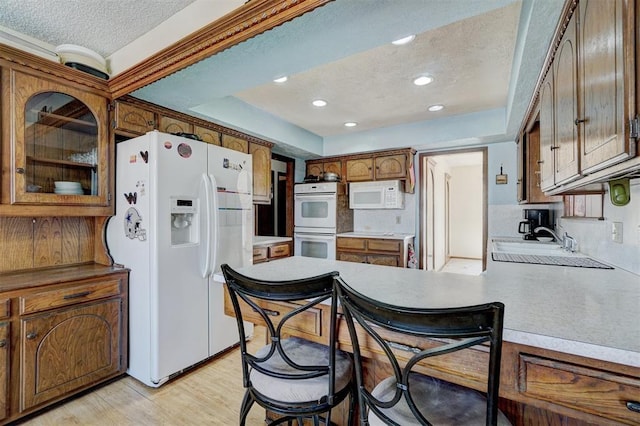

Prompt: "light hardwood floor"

[18,328,269,425]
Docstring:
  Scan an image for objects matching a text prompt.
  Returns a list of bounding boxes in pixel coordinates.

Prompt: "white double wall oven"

[294,182,339,260]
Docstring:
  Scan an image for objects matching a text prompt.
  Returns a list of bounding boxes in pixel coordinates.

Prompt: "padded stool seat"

[251,337,353,403]
[368,373,511,425]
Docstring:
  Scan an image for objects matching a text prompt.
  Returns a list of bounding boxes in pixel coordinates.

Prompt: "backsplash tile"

[556,182,639,275]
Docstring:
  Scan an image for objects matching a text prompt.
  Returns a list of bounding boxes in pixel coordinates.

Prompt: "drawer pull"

[252,307,280,317]
[385,340,421,354]
[628,401,640,413]
[0,339,6,348]
[63,291,92,300]
[26,332,37,340]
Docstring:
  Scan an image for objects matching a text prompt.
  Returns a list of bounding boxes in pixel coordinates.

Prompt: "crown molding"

[108,0,332,98]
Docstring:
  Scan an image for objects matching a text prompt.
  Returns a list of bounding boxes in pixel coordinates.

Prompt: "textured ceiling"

[0,0,196,57]
[234,3,520,137]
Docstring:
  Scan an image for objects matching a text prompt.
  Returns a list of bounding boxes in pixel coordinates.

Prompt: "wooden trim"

[0,44,110,98]
[108,0,333,98]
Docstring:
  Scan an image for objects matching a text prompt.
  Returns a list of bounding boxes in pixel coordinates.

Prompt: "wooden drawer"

[224,290,323,338]
[19,278,122,315]
[519,354,640,425]
[337,237,367,251]
[253,247,268,264]
[367,255,399,267]
[268,243,290,259]
[367,239,401,253]
[0,299,9,319]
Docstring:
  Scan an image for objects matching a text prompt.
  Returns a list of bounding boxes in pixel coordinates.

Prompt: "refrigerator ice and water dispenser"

[170,196,198,245]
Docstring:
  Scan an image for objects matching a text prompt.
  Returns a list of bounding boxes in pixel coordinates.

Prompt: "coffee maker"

[518,209,553,240]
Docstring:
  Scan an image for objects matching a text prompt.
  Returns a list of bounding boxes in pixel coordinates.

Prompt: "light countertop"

[337,231,414,240]
[253,236,292,246]
[214,254,640,368]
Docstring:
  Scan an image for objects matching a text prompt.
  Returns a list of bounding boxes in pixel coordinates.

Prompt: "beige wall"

[449,165,483,259]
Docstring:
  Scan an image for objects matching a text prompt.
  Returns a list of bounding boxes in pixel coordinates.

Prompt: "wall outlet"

[611,222,623,243]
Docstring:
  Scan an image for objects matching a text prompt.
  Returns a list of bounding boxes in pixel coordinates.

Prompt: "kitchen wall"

[352,193,416,235]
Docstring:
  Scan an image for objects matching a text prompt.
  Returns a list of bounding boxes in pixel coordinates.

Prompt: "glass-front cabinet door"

[5,70,109,208]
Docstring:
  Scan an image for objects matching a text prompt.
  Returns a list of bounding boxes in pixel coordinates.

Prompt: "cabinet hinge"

[108,192,112,201]
[630,116,639,139]
[107,102,115,112]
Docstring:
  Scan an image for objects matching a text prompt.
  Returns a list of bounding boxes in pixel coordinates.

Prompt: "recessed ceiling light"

[273,76,288,83]
[413,75,433,86]
[312,99,327,107]
[428,104,444,112]
[391,35,415,46]
[344,122,357,127]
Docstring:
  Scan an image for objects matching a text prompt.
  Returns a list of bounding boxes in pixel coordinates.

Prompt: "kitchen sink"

[490,239,613,269]
[491,240,568,257]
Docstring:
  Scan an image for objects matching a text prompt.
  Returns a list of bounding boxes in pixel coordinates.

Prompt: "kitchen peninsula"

[219,256,640,425]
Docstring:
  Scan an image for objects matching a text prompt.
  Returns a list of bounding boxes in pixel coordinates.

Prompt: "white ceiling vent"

[55,44,109,80]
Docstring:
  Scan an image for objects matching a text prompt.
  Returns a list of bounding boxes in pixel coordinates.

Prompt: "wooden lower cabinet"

[224,291,640,426]
[0,266,128,424]
[20,299,122,411]
[252,241,292,264]
[337,237,405,267]
[0,322,8,422]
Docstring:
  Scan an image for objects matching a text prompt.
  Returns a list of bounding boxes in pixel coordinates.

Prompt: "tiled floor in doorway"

[440,257,483,276]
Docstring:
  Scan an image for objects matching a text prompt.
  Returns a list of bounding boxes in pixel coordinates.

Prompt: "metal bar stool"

[336,277,511,425]
[221,264,354,425]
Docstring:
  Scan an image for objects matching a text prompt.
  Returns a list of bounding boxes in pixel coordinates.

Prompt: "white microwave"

[349,180,404,209]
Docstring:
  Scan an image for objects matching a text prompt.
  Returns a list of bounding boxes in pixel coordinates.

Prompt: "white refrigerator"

[106,131,254,387]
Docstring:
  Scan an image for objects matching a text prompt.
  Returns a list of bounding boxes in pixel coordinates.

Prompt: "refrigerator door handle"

[209,173,220,274]
[199,173,213,278]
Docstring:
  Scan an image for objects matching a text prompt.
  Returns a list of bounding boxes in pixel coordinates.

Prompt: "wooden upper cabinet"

[539,70,556,192]
[113,101,155,135]
[1,69,111,214]
[578,0,631,173]
[193,125,221,145]
[553,12,580,186]
[375,154,407,180]
[528,0,636,194]
[524,121,561,203]
[221,134,249,153]
[305,160,342,179]
[306,162,324,178]
[158,116,192,135]
[346,158,374,181]
[250,142,271,204]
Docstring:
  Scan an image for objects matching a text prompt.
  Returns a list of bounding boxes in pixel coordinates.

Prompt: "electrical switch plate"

[611,222,623,243]
[395,216,401,224]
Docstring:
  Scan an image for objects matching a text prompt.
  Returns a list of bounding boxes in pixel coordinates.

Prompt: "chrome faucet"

[534,226,577,252]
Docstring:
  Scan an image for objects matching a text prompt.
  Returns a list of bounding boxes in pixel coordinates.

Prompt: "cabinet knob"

[16,167,25,174]
[26,332,37,340]
[627,401,640,413]
[550,146,560,151]
[574,118,586,125]
[0,339,6,348]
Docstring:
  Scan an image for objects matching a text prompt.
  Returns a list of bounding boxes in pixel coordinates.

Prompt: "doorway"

[255,153,295,237]
[418,148,487,274]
